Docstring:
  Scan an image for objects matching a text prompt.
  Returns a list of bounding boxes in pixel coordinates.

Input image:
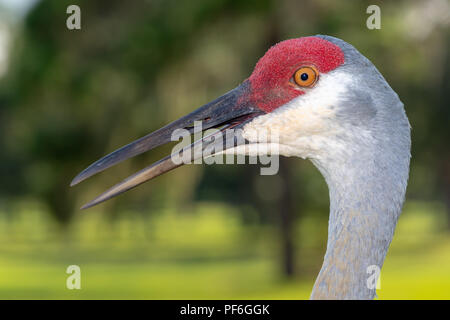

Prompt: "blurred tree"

[0,0,273,224]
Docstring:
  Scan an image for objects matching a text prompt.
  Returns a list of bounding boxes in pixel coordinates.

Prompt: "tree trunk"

[278,157,296,276]
[442,159,450,230]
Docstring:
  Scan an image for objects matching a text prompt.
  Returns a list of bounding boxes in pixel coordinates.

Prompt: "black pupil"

[300,73,308,81]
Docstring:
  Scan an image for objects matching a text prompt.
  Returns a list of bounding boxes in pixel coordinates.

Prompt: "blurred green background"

[0,0,449,299]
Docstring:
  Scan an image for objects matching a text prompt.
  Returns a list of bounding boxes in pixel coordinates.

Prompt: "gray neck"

[309,125,410,299]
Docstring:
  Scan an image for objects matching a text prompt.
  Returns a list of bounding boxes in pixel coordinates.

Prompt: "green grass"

[0,201,449,299]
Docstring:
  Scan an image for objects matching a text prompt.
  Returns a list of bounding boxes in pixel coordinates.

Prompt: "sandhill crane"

[71,35,411,299]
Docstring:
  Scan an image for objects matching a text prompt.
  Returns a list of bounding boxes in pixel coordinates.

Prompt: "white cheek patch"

[242,70,355,158]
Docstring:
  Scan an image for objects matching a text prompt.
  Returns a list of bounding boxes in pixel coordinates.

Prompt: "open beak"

[71,80,264,209]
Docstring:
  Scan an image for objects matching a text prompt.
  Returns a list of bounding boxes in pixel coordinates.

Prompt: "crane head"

[71,35,407,209]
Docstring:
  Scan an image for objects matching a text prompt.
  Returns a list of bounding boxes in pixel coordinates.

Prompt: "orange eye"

[293,66,318,87]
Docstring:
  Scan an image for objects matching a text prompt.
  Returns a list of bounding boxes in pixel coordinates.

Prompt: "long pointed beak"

[71,80,264,209]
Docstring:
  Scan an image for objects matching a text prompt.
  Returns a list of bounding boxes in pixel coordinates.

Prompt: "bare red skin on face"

[248,36,345,113]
